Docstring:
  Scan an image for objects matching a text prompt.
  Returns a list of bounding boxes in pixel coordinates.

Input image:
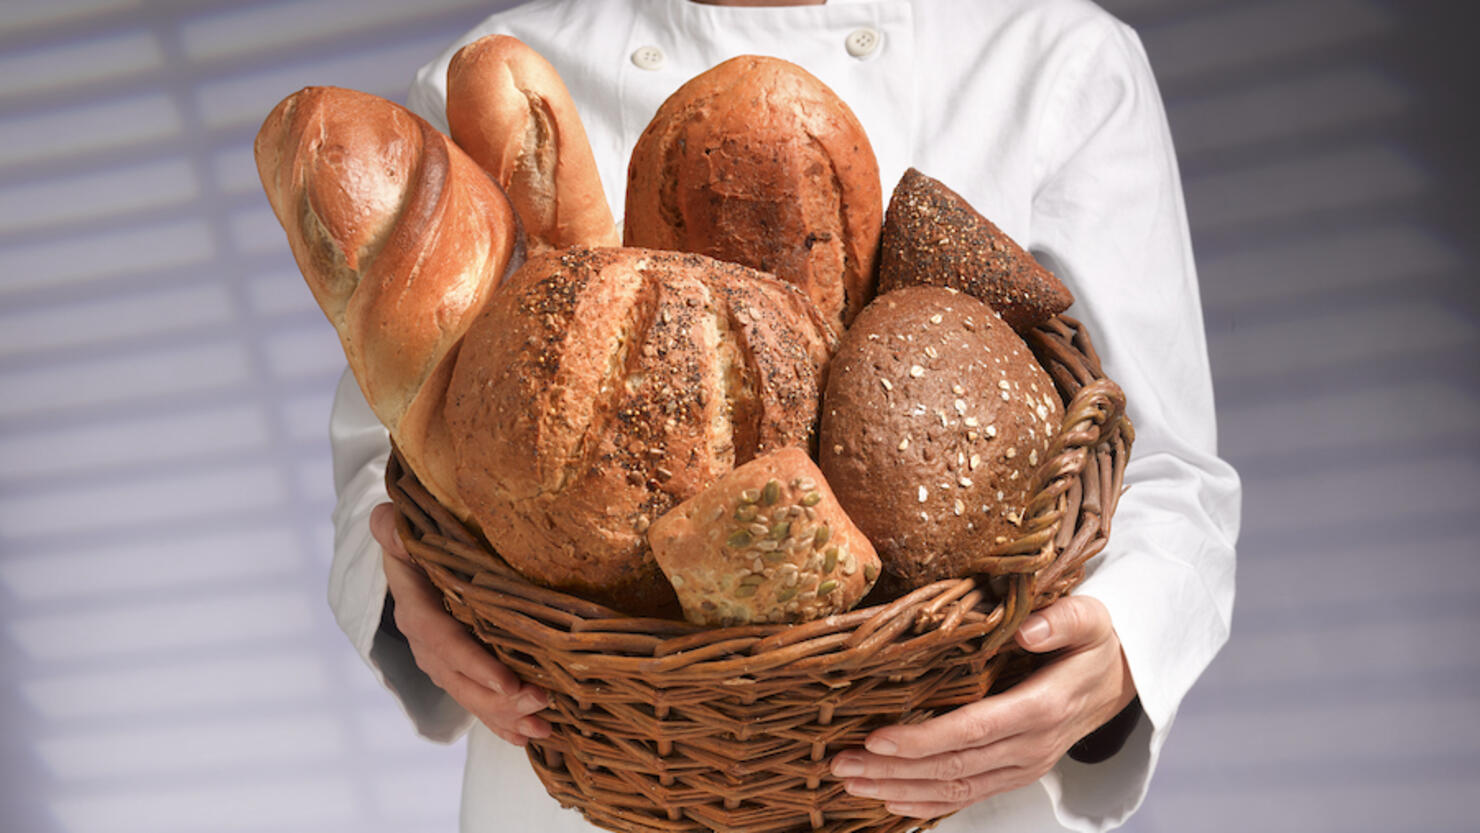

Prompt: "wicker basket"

[386,314,1133,833]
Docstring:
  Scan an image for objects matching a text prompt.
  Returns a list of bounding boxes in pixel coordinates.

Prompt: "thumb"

[1014,595,1111,653]
[370,503,411,562]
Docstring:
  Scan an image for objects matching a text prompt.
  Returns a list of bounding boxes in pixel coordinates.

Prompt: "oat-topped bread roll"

[255,86,523,520]
[819,287,1063,591]
[448,34,619,253]
[649,447,880,627]
[625,55,882,331]
[447,246,837,616]
[878,168,1072,333]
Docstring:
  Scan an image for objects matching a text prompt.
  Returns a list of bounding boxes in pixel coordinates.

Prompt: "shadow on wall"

[1099,1,1480,831]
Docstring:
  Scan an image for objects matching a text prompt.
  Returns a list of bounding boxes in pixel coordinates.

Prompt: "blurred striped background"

[1,1,1475,831]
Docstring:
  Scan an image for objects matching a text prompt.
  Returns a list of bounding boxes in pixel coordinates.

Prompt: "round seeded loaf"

[648,447,880,627]
[818,286,1063,591]
[446,246,836,616]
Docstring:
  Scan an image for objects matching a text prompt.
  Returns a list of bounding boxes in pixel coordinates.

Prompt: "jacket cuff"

[1068,697,1143,764]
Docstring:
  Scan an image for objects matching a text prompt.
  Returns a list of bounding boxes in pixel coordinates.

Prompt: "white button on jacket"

[631,44,666,70]
[845,27,881,58]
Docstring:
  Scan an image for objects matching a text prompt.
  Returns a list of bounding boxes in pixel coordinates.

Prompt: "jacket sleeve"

[1026,19,1241,832]
[326,368,474,743]
[320,43,484,743]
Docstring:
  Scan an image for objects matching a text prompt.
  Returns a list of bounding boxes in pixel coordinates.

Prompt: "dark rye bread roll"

[878,168,1072,333]
[819,287,1063,591]
[649,447,880,627]
[624,55,882,332]
[446,246,836,616]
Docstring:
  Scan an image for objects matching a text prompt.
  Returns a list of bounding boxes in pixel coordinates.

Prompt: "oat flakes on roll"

[878,168,1072,333]
[649,447,880,627]
[625,55,882,331]
[446,246,836,617]
[819,287,1063,592]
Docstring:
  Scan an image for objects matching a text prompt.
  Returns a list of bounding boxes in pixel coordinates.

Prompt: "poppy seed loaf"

[818,287,1062,591]
[446,246,836,616]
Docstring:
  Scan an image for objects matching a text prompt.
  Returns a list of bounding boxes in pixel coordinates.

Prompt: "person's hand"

[830,594,1136,818]
[371,502,552,746]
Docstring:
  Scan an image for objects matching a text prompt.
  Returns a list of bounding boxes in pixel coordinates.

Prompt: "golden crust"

[447,247,836,616]
[624,55,882,331]
[649,448,880,627]
[448,34,619,253]
[254,86,522,519]
[878,168,1073,332]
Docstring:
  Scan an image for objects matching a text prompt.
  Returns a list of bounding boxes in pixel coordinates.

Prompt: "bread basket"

[386,314,1133,833]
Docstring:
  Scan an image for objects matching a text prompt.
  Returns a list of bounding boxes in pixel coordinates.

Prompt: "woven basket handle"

[960,376,1127,578]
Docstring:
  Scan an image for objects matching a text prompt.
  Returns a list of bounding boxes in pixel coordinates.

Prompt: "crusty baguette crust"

[447,246,836,616]
[878,168,1073,332]
[254,86,522,519]
[624,55,882,331]
[448,34,618,253]
[819,287,1061,591]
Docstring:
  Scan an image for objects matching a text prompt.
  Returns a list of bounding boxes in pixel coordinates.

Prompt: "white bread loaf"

[448,34,619,253]
[254,86,523,520]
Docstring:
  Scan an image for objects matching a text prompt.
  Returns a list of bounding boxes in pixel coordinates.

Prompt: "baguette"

[255,86,523,519]
[448,34,619,253]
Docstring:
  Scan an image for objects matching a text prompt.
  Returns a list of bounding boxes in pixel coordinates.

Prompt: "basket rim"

[387,313,1133,677]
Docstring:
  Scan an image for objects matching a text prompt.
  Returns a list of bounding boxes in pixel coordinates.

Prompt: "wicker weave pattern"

[387,315,1132,833]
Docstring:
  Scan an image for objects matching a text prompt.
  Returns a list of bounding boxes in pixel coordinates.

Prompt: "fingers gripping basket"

[386,314,1133,833]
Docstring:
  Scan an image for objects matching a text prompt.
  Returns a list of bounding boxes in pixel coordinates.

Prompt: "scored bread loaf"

[819,287,1062,591]
[625,55,882,331]
[446,246,837,616]
[448,34,619,253]
[255,86,523,521]
[649,447,880,627]
[878,168,1073,333]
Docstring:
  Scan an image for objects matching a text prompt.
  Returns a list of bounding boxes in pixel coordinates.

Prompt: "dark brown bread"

[648,447,880,627]
[818,287,1062,591]
[878,168,1072,333]
[624,55,882,332]
[446,247,836,616]
[254,86,523,521]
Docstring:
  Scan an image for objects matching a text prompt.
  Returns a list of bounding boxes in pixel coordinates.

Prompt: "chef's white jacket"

[327,0,1242,830]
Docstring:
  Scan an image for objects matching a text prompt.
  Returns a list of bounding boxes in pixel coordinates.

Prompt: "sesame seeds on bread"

[818,286,1062,591]
[445,246,836,617]
[877,168,1072,333]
